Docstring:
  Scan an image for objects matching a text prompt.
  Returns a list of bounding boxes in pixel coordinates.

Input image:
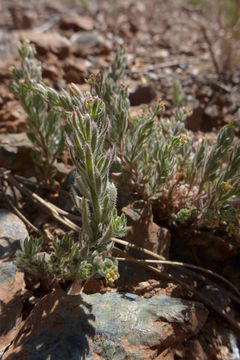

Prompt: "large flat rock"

[3,290,208,359]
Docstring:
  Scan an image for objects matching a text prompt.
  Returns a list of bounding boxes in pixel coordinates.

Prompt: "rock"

[0,261,24,358]
[0,100,26,133]
[122,201,171,257]
[129,84,156,106]
[15,31,70,59]
[172,339,208,359]
[0,84,13,107]
[9,6,37,30]
[3,290,208,359]
[60,15,95,31]
[42,63,60,82]
[0,32,19,66]
[0,209,28,258]
[171,319,240,359]
[186,106,204,132]
[54,162,71,181]
[0,133,33,170]
[71,31,111,56]
[63,58,87,84]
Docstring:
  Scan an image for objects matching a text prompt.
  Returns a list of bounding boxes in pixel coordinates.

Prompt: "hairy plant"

[9,41,64,180]
[13,46,240,295]
[88,50,240,233]
[16,95,127,283]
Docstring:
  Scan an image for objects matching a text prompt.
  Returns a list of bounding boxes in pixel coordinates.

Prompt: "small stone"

[9,6,37,30]
[63,58,87,84]
[122,201,171,256]
[0,133,33,170]
[42,63,61,82]
[204,104,219,119]
[129,84,156,106]
[3,290,208,359]
[0,33,19,66]
[60,15,95,31]
[0,100,26,133]
[0,209,28,258]
[71,31,111,56]
[15,31,70,59]
[0,260,24,357]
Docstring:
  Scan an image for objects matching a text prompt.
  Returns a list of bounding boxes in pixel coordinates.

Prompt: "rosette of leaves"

[9,41,64,180]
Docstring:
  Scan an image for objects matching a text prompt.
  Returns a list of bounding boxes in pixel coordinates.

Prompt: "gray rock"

[71,31,103,47]
[0,261,24,358]
[0,209,28,258]
[0,133,33,171]
[71,31,111,56]
[3,290,208,359]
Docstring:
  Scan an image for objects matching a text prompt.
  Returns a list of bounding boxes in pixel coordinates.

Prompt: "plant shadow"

[3,290,95,360]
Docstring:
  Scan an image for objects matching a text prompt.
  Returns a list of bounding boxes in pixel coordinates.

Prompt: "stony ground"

[0,0,240,359]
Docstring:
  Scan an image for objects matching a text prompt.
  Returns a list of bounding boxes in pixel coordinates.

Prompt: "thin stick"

[6,195,40,234]
[1,169,81,229]
[112,237,165,260]
[1,169,77,217]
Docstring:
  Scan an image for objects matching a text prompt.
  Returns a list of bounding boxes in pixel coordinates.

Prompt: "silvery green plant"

[16,95,127,283]
[87,51,240,233]
[18,46,240,234]
[179,122,240,232]
[9,41,64,180]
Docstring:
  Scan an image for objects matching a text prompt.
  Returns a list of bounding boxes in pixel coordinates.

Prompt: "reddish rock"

[15,31,71,59]
[60,15,95,31]
[122,201,171,257]
[0,261,24,357]
[0,133,33,170]
[0,100,26,133]
[3,290,208,360]
[0,61,14,81]
[9,7,37,30]
[63,58,87,83]
[42,63,61,82]
[0,84,14,107]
